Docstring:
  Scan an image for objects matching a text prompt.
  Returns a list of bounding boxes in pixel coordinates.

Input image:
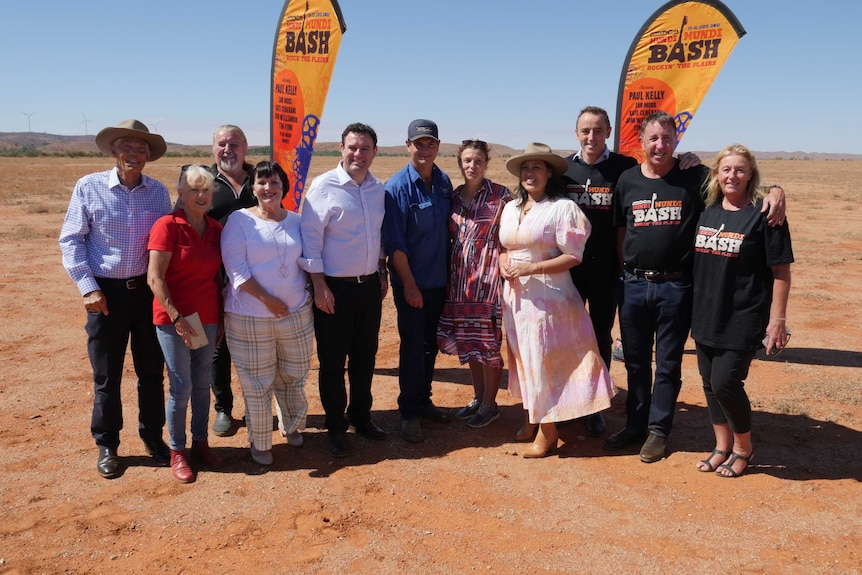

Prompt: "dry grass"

[0,224,43,240]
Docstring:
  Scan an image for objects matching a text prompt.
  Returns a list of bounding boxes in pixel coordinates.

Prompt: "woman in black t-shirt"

[691,144,793,478]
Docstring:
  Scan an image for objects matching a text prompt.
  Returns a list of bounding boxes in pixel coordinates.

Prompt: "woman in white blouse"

[221,161,313,466]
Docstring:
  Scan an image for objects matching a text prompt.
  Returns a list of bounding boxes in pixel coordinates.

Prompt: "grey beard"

[219,157,237,172]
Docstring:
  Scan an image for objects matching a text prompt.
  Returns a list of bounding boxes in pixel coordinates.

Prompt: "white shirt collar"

[574,146,611,165]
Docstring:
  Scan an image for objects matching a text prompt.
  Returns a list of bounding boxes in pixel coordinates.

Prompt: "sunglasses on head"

[461,139,487,147]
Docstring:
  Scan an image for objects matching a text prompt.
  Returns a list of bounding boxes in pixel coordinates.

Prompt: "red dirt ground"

[0,155,859,574]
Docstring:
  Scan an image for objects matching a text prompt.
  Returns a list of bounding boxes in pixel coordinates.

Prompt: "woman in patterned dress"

[437,140,511,428]
[498,143,616,458]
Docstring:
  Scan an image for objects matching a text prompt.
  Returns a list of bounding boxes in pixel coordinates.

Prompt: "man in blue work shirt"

[382,119,453,444]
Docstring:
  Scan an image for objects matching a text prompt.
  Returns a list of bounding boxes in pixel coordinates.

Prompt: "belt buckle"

[643,271,660,282]
[356,275,366,284]
[124,278,138,289]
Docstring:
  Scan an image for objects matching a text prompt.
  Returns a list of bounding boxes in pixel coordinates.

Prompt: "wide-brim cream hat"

[505,142,568,178]
[95,119,167,161]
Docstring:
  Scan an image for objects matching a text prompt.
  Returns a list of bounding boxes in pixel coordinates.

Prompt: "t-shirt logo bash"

[570,180,613,211]
[631,194,683,226]
[695,224,743,257]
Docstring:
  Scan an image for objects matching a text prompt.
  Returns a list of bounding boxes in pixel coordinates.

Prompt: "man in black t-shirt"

[562,106,698,438]
[562,107,636,437]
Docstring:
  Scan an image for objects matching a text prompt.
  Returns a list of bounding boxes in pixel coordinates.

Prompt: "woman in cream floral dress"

[499,143,616,458]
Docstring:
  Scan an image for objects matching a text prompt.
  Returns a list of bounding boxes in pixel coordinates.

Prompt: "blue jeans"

[392,285,445,419]
[157,323,218,450]
[618,271,693,437]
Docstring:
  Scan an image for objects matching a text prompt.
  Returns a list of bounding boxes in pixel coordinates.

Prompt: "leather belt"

[95,274,147,290]
[326,273,378,284]
[632,269,683,282]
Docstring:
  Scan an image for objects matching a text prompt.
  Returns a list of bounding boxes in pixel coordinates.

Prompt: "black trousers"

[695,343,756,434]
[392,285,445,419]
[572,267,618,369]
[87,278,165,449]
[211,337,233,416]
[313,275,383,434]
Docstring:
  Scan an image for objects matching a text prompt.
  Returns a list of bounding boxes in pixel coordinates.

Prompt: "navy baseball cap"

[407,119,439,142]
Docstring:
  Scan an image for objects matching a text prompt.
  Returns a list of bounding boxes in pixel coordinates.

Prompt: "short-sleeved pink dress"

[499,196,616,424]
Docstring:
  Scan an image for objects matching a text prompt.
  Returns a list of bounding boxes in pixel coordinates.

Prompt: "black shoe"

[350,418,389,440]
[603,427,647,451]
[639,432,667,463]
[141,435,171,466]
[420,402,452,423]
[212,411,233,436]
[401,418,424,444]
[454,399,481,420]
[584,412,606,437]
[466,405,500,429]
[97,446,121,479]
[328,432,349,458]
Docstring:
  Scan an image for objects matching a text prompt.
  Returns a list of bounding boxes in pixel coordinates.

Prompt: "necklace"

[260,211,289,279]
[523,194,546,215]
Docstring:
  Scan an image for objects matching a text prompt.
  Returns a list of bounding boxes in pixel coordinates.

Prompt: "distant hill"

[0,132,210,156]
[312,141,527,158]
[1,132,860,161]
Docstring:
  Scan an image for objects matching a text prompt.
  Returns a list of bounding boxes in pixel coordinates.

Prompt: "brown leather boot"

[523,423,560,458]
[170,449,195,483]
[190,439,223,469]
[515,410,538,442]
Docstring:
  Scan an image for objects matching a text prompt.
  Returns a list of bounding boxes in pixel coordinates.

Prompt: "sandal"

[717,451,754,478]
[697,449,731,472]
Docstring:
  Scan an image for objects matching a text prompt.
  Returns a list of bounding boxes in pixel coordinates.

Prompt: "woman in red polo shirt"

[147,165,224,483]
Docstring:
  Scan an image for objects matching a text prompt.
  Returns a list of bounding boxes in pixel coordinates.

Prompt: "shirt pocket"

[410,201,435,232]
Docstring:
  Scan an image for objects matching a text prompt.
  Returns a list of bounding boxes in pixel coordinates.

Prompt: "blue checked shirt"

[59,168,171,295]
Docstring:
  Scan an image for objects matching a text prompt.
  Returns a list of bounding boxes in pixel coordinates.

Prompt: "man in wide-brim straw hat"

[94,118,167,162]
[59,119,172,479]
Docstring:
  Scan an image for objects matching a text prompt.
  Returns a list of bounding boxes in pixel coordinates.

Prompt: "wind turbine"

[21,112,35,132]
[150,120,160,134]
[80,113,93,136]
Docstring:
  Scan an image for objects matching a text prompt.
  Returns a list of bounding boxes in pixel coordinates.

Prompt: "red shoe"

[170,449,195,483]
[190,439,223,469]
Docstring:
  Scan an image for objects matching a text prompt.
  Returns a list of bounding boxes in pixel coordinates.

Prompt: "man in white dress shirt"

[300,122,388,458]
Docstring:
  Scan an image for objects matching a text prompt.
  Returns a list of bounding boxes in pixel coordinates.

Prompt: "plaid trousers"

[225,298,313,451]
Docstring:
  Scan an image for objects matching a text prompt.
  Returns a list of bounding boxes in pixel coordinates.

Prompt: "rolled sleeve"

[298,183,328,274]
[382,186,409,258]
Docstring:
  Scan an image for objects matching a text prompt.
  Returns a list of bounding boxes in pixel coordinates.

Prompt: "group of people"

[59,109,791,482]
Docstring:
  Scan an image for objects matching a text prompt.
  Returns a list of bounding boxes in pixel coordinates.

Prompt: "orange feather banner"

[614,0,745,161]
[271,0,346,211]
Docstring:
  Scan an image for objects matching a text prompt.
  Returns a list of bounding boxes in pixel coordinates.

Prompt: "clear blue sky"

[1,1,858,153]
